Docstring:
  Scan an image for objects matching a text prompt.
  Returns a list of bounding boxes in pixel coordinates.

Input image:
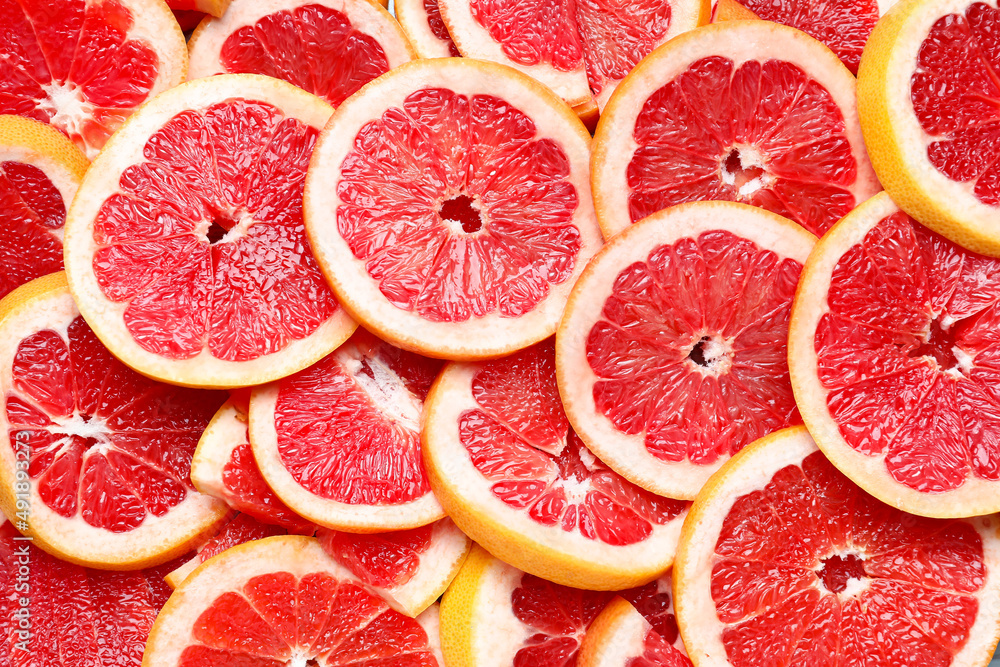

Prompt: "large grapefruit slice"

[558,201,814,501]
[592,21,880,240]
[62,74,357,389]
[143,535,445,666]
[858,0,1000,256]
[0,273,228,569]
[304,58,603,360]
[187,0,414,108]
[250,328,445,532]
[673,426,1000,667]
[396,0,461,58]
[0,114,88,300]
[0,0,187,159]
[789,191,1000,518]
[423,340,689,590]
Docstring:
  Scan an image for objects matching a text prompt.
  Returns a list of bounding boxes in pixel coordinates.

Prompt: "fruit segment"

[579,587,692,667]
[396,0,461,58]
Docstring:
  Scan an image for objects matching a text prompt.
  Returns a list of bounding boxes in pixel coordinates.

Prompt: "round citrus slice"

[0,0,187,159]
[167,0,229,18]
[0,114,88,300]
[395,0,461,58]
[191,398,316,533]
[318,518,471,617]
[858,0,1000,257]
[592,20,880,240]
[789,191,1000,518]
[0,273,228,569]
[62,74,357,389]
[557,201,814,500]
[250,328,445,532]
[423,339,689,590]
[144,535,445,666]
[187,0,415,108]
[304,58,602,360]
[673,426,1000,667]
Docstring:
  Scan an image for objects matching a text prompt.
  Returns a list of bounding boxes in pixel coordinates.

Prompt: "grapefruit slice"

[711,0,757,21]
[304,58,603,360]
[167,0,230,18]
[437,0,709,109]
[0,273,229,569]
[423,339,689,590]
[789,191,1000,518]
[318,518,471,617]
[0,114,88,300]
[0,0,187,159]
[557,201,815,500]
[187,0,415,109]
[858,0,1000,257]
[592,21,880,240]
[673,426,1000,667]
[580,589,692,667]
[191,398,316,533]
[143,535,445,667]
[62,74,358,389]
[250,328,446,532]
[396,0,461,58]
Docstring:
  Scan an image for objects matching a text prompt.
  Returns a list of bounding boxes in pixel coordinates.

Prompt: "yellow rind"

[439,544,493,667]
[0,115,90,181]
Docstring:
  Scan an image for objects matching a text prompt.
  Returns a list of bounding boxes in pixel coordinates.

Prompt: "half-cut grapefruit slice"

[580,586,692,667]
[558,202,814,500]
[790,191,1000,518]
[423,340,689,590]
[187,0,414,108]
[396,0,461,58]
[592,21,880,240]
[673,426,1000,667]
[63,74,357,389]
[0,273,228,569]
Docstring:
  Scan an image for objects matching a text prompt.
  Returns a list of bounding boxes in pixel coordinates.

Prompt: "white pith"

[37,82,95,144]
[718,144,773,197]
[395,0,455,58]
[342,350,424,432]
[189,399,247,501]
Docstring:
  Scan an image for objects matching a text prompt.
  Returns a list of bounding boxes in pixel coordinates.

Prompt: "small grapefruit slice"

[396,0,461,58]
[557,201,815,500]
[858,0,1000,256]
[0,114,88,300]
[593,21,880,240]
[673,426,1000,667]
[0,273,228,569]
[143,535,445,666]
[187,0,414,108]
[580,585,692,667]
[423,339,689,590]
[789,191,1000,518]
[305,58,602,360]
[167,0,230,18]
[318,518,471,617]
[191,398,316,533]
[711,0,758,21]
[250,328,445,532]
[0,0,187,159]
[63,74,357,389]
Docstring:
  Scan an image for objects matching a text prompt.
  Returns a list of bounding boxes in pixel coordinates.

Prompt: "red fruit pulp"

[195,513,287,565]
[318,523,434,588]
[0,161,64,298]
[424,0,461,56]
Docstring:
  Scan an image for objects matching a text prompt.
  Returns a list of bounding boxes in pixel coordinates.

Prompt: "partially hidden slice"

[187,0,414,108]
[144,535,445,666]
[250,328,446,531]
[674,426,1000,667]
[396,0,461,58]
[423,339,689,590]
[858,0,1000,256]
[318,518,471,617]
[593,21,880,240]
[790,191,1000,518]
[0,0,187,158]
[559,201,814,501]
[167,0,230,18]
[0,114,88,299]
[0,273,228,569]
[63,74,357,389]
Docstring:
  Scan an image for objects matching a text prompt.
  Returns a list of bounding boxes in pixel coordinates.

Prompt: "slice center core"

[37,82,95,141]
[817,552,867,595]
[910,317,969,376]
[439,194,483,233]
[720,146,770,196]
[686,335,733,376]
[344,351,423,431]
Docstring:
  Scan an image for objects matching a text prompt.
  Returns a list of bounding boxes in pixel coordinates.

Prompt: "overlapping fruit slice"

[396,0,461,58]
[423,340,689,590]
[592,21,880,239]
[251,328,445,531]
[63,75,357,388]
[0,115,88,300]
[166,0,229,18]
[558,202,814,500]
[0,0,187,158]
[144,535,445,667]
[305,58,603,360]
[187,0,414,108]
[0,273,228,568]
[789,192,1000,518]
[859,0,1000,256]
[673,426,1000,667]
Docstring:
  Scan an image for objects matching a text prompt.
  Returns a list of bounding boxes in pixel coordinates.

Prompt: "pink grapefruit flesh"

[0,160,65,298]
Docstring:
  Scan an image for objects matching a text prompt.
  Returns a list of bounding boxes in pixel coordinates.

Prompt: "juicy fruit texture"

[319,523,434,588]
[220,439,314,531]
[621,580,683,654]
[166,512,288,587]
[425,0,461,56]
[0,161,66,298]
